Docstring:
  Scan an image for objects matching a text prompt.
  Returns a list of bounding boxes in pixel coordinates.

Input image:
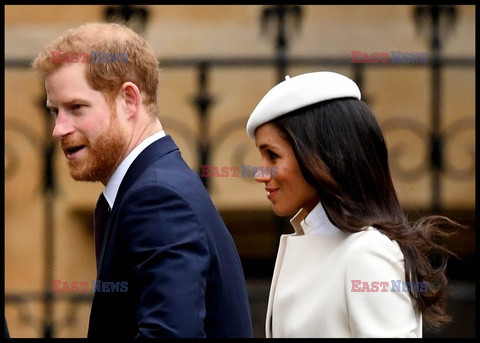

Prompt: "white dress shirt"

[103,130,166,209]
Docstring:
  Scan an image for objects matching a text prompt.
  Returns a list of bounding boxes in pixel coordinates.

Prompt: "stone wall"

[5,5,475,338]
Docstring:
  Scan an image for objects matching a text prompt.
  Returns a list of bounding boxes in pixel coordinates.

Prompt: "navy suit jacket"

[87,135,253,338]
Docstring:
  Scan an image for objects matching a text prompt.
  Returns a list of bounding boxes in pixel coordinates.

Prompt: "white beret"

[246,71,361,139]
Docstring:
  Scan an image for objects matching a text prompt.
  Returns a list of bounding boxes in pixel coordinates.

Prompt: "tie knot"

[95,193,110,213]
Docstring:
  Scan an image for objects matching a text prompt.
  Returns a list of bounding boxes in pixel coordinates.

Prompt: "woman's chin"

[272,205,296,218]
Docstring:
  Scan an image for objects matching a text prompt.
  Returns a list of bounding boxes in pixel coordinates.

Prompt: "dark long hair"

[272,97,460,331]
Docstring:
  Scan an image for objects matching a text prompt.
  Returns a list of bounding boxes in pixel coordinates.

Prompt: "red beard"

[61,111,127,184]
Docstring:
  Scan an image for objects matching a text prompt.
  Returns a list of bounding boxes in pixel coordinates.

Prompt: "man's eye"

[72,104,83,110]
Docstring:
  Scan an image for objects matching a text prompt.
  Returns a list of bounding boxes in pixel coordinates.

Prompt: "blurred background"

[4,4,475,338]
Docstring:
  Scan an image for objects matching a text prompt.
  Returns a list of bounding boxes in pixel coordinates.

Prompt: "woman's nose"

[254,167,273,183]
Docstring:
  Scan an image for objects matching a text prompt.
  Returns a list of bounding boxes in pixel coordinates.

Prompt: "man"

[33,22,253,338]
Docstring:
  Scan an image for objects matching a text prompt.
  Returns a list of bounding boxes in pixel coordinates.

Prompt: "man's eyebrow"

[46,98,89,108]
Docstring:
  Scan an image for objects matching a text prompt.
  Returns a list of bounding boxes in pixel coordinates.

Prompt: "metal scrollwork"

[381,115,474,182]
[381,117,430,180]
[5,118,43,182]
[212,117,258,183]
[442,116,475,181]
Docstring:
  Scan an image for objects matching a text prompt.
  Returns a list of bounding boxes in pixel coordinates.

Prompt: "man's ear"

[120,82,141,119]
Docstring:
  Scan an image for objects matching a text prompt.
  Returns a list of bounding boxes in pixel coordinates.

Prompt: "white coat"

[266,202,422,338]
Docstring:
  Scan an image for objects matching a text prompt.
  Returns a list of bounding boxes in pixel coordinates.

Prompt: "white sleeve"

[345,230,422,337]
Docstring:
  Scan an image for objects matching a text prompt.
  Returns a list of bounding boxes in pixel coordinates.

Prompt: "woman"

[246,71,459,338]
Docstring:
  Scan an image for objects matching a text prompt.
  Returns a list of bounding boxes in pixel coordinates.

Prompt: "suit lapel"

[96,135,179,278]
[116,135,179,199]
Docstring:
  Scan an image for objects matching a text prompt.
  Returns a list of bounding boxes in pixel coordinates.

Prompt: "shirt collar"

[290,201,340,236]
[102,130,166,208]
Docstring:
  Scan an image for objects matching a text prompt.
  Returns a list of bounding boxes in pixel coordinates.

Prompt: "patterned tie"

[94,193,110,271]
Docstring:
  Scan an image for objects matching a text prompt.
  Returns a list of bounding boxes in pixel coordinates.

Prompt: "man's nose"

[52,111,74,139]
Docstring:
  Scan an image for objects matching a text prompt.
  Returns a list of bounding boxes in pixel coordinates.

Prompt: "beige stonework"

[5,5,475,338]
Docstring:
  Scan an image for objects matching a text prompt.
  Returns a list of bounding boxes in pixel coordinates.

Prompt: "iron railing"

[4,5,475,337]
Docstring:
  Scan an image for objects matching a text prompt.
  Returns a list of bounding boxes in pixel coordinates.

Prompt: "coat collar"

[115,134,178,202]
[96,135,179,279]
[103,131,166,209]
[290,201,340,236]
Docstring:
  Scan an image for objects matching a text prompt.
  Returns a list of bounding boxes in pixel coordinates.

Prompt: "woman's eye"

[268,150,278,160]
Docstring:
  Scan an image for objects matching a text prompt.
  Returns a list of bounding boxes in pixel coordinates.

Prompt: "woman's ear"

[120,82,141,119]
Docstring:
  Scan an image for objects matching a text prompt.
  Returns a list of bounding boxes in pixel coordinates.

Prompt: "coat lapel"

[96,135,179,278]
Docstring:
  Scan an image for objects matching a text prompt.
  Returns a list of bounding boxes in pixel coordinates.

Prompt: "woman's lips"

[266,188,279,200]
